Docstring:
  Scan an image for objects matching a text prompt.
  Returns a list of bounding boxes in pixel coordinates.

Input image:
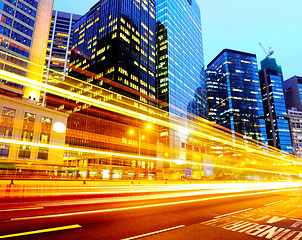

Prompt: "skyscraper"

[287,109,302,158]
[258,57,292,153]
[156,0,207,118]
[58,0,158,179]
[206,49,267,143]
[45,10,81,81]
[69,0,156,104]
[283,76,302,111]
[0,0,54,101]
[155,0,206,174]
[0,0,68,163]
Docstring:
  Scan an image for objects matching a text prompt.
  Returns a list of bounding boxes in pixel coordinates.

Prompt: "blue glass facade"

[283,76,302,111]
[206,49,267,143]
[45,11,81,80]
[0,0,41,90]
[259,57,292,153]
[70,0,156,104]
[0,0,38,52]
[156,0,207,119]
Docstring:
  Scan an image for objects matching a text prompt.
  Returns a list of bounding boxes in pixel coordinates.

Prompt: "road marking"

[10,188,296,221]
[0,207,44,212]
[289,197,300,200]
[264,200,283,206]
[121,225,185,240]
[284,210,297,216]
[214,208,253,219]
[0,224,81,239]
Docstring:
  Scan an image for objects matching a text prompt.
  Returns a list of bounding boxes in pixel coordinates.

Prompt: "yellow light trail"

[0,225,82,239]
[0,69,297,164]
[0,207,43,212]
[10,188,300,222]
[0,51,294,162]
[0,137,300,176]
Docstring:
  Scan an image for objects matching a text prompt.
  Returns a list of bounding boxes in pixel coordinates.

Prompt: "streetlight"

[129,124,152,179]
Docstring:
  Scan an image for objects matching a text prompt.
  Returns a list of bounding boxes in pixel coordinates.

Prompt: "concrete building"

[0,0,69,168]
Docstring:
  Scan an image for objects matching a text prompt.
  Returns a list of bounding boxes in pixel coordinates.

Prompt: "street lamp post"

[129,124,152,180]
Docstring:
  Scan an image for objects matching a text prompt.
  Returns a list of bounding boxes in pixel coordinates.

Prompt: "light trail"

[0,225,82,239]
[0,207,44,212]
[0,137,300,176]
[0,68,296,163]
[9,188,299,222]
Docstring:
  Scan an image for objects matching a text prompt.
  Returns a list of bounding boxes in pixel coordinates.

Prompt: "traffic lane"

[0,189,299,239]
[141,196,302,240]
[0,187,298,221]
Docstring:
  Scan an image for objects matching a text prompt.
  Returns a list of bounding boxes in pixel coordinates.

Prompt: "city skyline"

[53,0,302,80]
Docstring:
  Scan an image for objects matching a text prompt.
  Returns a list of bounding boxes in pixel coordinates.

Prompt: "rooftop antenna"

[259,43,274,58]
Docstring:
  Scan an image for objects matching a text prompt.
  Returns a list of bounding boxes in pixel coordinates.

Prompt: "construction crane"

[259,43,274,58]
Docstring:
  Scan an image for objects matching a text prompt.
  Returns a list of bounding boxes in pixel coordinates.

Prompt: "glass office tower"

[206,49,267,143]
[283,76,302,111]
[156,0,207,118]
[69,0,156,104]
[156,0,206,173]
[258,57,292,153]
[45,10,81,81]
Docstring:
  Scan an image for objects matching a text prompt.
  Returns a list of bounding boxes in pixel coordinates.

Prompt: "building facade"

[69,0,156,104]
[156,0,207,118]
[283,76,302,111]
[206,49,267,143]
[0,93,68,169]
[155,0,207,175]
[258,57,292,153]
[0,0,70,168]
[0,0,53,101]
[45,10,81,81]
[287,108,302,158]
[53,0,159,179]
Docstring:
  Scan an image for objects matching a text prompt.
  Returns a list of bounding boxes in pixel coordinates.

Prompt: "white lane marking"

[214,208,253,219]
[264,200,283,206]
[289,197,300,200]
[0,224,81,239]
[121,225,185,240]
[10,188,295,222]
[0,207,44,212]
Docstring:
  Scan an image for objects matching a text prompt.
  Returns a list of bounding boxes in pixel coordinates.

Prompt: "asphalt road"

[0,187,301,239]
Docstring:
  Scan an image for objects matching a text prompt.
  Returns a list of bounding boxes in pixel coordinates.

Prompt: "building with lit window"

[283,76,302,111]
[0,0,53,101]
[155,0,207,177]
[258,57,292,153]
[45,10,81,81]
[69,0,156,104]
[156,0,207,118]
[53,0,158,179]
[0,0,69,166]
[0,94,68,163]
[287,108,302,158]
[206,49,267,143]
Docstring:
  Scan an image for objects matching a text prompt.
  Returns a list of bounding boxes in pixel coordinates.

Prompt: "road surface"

[0,187,301,239]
